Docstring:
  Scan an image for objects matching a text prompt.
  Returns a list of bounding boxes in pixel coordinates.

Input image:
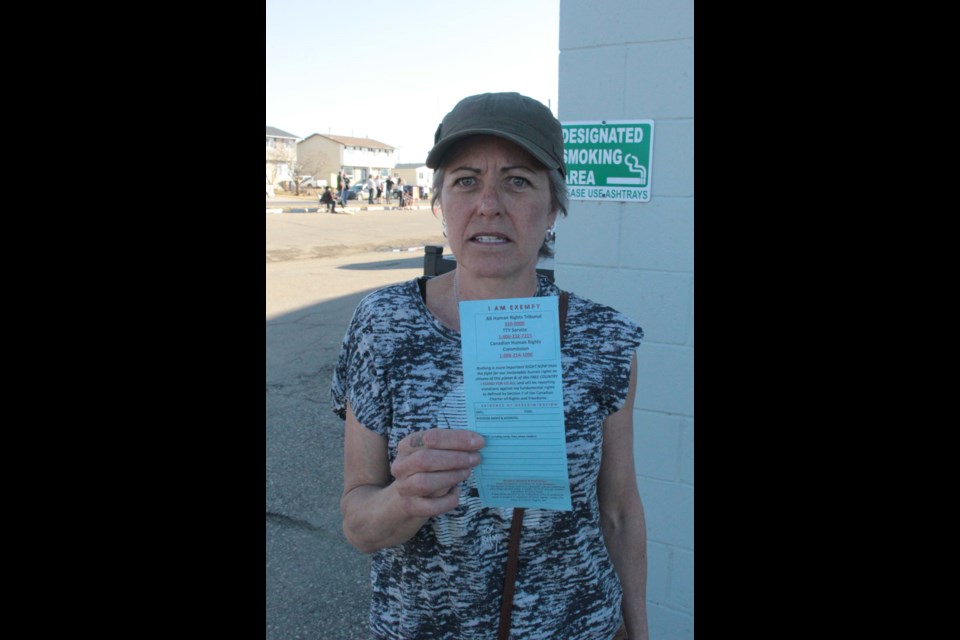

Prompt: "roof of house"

[302,133,395,150]
[395,162,427,169]
[266,126,299,139]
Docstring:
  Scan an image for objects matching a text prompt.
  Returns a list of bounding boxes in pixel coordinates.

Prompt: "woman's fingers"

[393,447,480,476]
[397,428,485,456]
[394,468,473,500]
[396,483,464,518]
[389,429,485,516]
[392,428,484,477]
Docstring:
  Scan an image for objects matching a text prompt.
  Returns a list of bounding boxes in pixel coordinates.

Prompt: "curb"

[266,204,431,214]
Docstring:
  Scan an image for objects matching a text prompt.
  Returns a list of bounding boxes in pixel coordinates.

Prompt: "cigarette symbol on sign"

[607,153,647,186]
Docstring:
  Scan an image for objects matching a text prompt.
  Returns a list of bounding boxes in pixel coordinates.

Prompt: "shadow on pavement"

[337,255,423,271]
[266,286,379,640]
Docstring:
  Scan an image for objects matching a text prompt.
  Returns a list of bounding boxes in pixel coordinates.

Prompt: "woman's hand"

[389,428,485,517]
[341,404,485,553]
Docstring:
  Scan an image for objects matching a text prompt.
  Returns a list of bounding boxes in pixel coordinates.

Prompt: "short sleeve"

[599,315,643,416]
[330,297,392,435]
[564,295,643,418]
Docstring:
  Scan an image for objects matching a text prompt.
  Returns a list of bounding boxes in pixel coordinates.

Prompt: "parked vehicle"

[299,175,321,188]
[347,184,370,200]
[394,185,425,199]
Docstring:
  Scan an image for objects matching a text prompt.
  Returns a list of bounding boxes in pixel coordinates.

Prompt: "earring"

[442,218,448,238]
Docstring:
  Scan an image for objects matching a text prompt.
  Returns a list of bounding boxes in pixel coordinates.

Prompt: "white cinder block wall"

[556,1,694,638]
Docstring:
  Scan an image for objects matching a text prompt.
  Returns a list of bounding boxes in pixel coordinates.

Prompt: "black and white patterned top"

[332,274,643,640]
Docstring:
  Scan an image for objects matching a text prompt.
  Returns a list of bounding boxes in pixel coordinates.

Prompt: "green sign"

[561,120,654,202]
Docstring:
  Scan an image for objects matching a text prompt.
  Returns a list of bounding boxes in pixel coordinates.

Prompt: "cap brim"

[426,128,562,175]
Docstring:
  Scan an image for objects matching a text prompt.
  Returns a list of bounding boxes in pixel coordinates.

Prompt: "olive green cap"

[426,92,566,177]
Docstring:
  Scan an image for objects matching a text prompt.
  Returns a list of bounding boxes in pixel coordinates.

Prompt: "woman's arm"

[598,352,649,640]
[340,401,485,553]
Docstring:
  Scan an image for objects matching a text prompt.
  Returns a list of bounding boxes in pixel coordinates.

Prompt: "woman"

[332,92,648,639]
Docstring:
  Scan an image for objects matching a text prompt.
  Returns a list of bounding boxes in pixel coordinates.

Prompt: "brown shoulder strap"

[497,507,525,640]
[497,290,569,640]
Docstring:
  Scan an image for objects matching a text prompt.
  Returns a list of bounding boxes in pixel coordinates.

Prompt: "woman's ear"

[546,209,558,231]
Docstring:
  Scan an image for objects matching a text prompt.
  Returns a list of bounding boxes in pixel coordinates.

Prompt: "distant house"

[394,162,434,197]
[297,134,398,189]
[266,126,299,188]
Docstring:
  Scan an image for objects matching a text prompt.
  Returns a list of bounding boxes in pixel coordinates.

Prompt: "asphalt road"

[266,204,447,640]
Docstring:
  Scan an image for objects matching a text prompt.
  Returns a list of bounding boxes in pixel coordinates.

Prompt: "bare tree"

[296,148,325,187]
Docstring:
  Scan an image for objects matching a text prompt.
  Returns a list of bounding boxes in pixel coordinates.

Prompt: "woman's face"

[439,135,556,281]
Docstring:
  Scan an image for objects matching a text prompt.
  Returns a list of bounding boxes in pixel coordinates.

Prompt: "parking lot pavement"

[267,212,443,639]
[266,204,447,263]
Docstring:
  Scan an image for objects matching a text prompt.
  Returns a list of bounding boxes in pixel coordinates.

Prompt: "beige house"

[266,126,299,189]
[394,162,434,199]
[297,134,398,189]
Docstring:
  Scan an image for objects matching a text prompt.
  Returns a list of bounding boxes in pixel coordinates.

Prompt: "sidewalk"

[266,193,431,214]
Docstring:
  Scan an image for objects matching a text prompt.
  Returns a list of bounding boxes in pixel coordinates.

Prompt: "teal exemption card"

[459,295,572,510]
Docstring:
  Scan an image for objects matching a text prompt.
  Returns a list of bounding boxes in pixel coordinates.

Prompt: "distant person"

[385,176,394,204]
[375,176,383,203]
[367,175,376,204]
[341,174,351,208]
[396,177,406,209]
[319,186,337,213]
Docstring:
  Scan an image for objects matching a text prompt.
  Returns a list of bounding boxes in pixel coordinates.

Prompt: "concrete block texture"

[623,271,691,346]
[559,1,693,637]
[638,476,694,550]
[624,40,694,119]
[646,542,695,614]
[559,47,627,120]
[557,198,694,273]
[559,40,692,122]
[679,418,694,485]
[619,197,694,272]
[671,547,695,612]
[635,342,694,416]
[554,205,624,267]
[646,119,694,197]
[645,541,671,604]
[648,602,694,639]
[634,409,683,482]
[553,266,692,347]
[560,0,694,48]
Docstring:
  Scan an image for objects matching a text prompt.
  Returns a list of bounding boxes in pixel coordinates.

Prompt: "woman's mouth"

[470,234,509,244]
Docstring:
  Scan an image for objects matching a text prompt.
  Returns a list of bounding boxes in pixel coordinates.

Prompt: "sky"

[266,0,560,165]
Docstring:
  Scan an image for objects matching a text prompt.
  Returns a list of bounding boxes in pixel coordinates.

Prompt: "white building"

[557,1,694,637]
[266,126,299,188]
[297,134,398,190]
[393,162,433,198]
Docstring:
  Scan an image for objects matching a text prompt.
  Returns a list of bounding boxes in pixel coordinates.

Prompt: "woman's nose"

[477,183,502,216]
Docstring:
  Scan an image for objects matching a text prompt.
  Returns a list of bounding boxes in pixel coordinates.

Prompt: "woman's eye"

[455,176,476,187]
[508,176,530,188]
